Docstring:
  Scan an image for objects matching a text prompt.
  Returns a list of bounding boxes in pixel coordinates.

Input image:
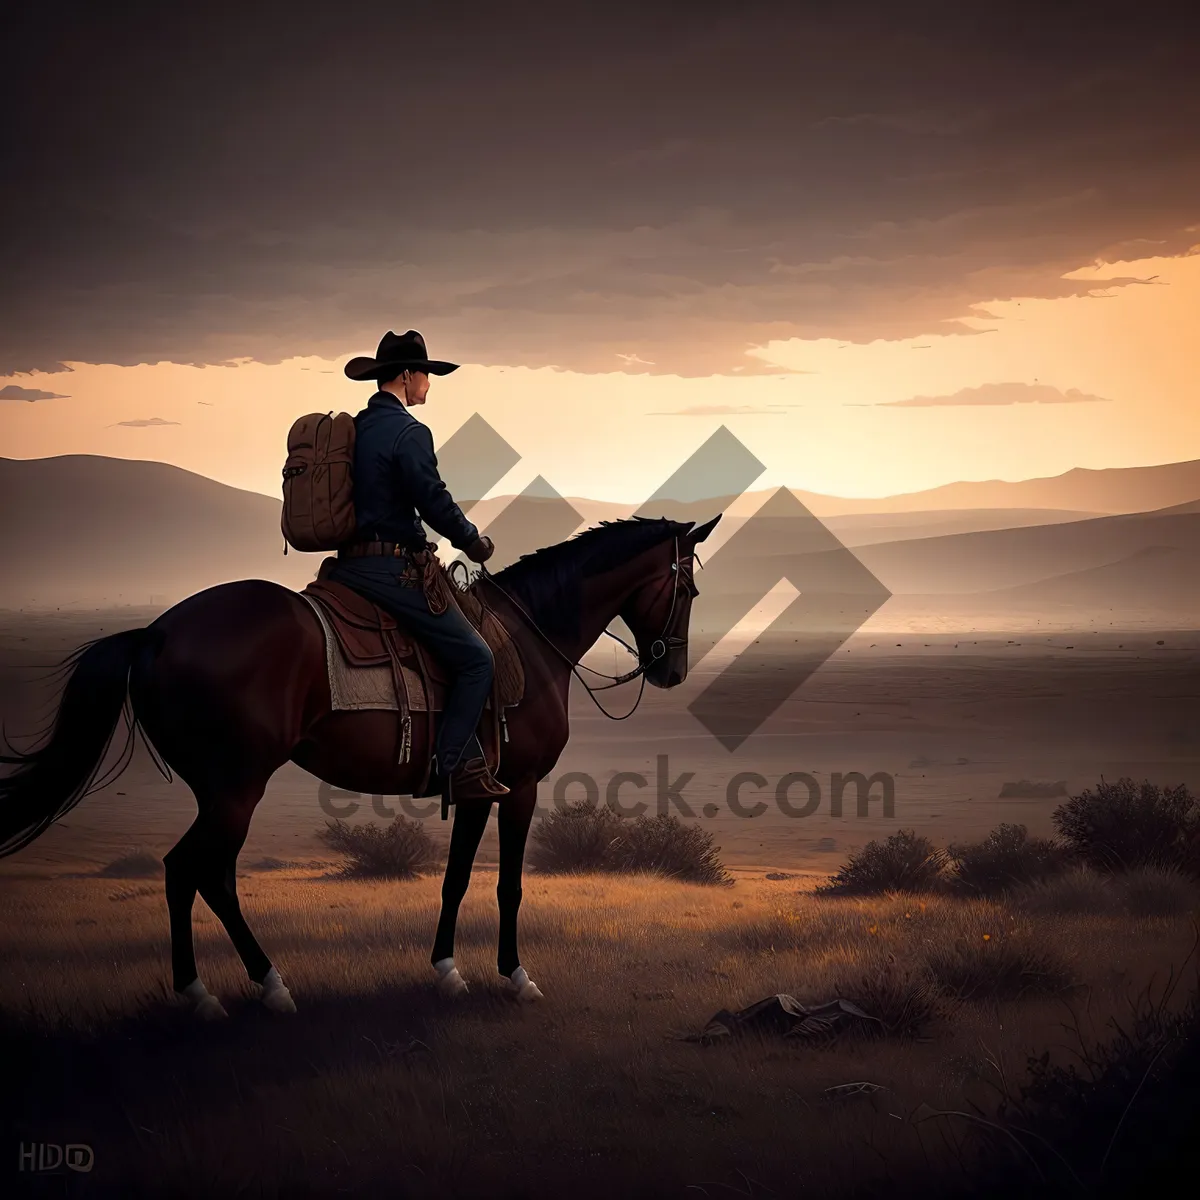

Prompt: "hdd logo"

[435,419,890,752]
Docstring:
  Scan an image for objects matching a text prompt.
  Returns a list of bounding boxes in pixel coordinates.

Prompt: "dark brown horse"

[0,515,719,1017]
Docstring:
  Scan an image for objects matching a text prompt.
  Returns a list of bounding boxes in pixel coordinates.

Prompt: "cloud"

[648,404,787,416]
[2,5,1198,377]
[0,384,70,401]
[109,417,182,427]
[877,382,1115,408]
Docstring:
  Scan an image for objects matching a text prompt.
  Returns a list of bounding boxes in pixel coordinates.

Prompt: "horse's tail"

[0,628,151,858]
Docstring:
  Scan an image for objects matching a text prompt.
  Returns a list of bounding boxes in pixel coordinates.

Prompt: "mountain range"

[1,453,1196,616]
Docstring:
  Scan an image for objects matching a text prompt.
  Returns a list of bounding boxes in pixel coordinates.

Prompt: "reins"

[474,536,692,721]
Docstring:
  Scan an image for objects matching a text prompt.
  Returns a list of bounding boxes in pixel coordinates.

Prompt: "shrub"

[1052,777,1199,874]
[319,818,439,879]
[816,829,948,896]
[838,956,944,1038]
[1114,864,1199,918]
[528,800,622,873]
[992,978,1200,1195]
[947,823,1067,897]
[610,813,731,885]
[925,931,1073,1000]
[529,804,731,884]
[1010,866,1114,916]
[97,848,163,878]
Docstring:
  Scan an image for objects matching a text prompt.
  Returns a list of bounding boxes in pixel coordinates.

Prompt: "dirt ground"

[0,603,1196,878]
[2,603,1198,1198]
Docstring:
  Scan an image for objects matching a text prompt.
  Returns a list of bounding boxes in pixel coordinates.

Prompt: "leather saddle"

[301,565,525,809]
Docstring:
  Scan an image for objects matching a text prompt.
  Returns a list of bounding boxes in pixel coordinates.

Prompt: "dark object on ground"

[765,871,796,880]
[817,829,948,895]
[683,994,883,1043]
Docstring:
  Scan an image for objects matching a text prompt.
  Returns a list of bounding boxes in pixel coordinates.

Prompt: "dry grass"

[1012,863,1200,919]
[0,867,1195,1199]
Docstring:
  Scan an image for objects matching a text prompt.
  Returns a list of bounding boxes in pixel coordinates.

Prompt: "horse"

[0,515,719,1018]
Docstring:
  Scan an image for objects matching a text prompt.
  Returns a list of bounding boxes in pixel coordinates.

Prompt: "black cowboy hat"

[343,329,460,381]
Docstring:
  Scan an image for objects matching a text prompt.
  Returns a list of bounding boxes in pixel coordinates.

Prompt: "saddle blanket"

[301,591,407,711]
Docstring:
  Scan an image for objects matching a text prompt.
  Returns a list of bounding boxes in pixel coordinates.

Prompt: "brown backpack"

[281,411,358,553]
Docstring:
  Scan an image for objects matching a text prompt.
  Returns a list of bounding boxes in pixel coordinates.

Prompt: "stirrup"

[448,756,509,803]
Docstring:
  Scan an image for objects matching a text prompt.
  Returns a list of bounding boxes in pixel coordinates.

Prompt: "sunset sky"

[2,3,1197,503]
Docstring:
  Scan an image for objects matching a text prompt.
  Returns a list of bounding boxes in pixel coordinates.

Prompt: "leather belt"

[337,540,420,559]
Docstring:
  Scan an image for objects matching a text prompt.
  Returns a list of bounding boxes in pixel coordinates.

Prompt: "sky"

[2,2,1198,503]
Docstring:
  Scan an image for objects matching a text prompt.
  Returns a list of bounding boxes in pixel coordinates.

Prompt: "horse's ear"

[688,514,722,545]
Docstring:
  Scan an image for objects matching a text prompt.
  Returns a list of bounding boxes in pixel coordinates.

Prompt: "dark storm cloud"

[879,383,1114,407]
[2,1,1198,377]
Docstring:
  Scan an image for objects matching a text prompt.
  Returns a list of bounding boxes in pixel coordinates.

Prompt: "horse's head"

[620,515,721,689]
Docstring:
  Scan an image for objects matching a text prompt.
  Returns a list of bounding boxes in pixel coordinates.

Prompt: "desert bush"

[97,848,163,878]
[610,813,731,885]
[528,799,622,873]
[529,803,731,884]
[816,829,948,896]
[1010,866,1114,916]
[1113,864,1199,918]
[837,956,944,1037]
[990,975,1200,1196]
[319,818,439,879]
[1052,777,1199,874]
[947,823,1067,897]
[925,930,1073,1000]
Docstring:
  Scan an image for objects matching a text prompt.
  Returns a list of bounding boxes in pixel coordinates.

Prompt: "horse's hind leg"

[167,779,295,1018]
[164,819,227,1019]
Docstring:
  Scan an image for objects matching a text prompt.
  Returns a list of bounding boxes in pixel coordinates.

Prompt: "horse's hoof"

[260,967,297,1014]
[434,958,469,1000]
[195,994,229,1021]
[503,966,544,1003]
[263,985,297,1013]
[180,978,228,1021]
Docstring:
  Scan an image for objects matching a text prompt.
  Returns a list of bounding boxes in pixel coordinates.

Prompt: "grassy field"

[3,861,1197,1198]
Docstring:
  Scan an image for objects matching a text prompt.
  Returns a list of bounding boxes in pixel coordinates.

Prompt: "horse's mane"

[473,516,687,636]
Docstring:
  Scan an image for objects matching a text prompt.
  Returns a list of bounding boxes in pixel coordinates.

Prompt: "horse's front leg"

[496,780,543,1002]
[430,797,492,998]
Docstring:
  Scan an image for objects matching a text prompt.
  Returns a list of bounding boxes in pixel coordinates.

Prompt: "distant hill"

[0,455,322,605]
[988,543,1200,607]
[848,505,1200,595]
[2,453,1197,613]
[789,458,1200,517]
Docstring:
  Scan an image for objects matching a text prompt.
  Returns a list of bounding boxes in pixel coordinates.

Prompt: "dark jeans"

[327,557,494,773]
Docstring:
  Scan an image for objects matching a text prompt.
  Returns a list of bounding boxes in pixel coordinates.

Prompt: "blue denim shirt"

[350,391,479,551]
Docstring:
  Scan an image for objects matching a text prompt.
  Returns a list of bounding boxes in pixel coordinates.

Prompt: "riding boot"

[448,756,510,803]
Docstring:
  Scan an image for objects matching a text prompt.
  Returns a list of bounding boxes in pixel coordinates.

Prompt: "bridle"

[475,535,697,720]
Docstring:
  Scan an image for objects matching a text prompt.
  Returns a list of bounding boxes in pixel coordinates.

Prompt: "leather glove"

[464,534,494,563]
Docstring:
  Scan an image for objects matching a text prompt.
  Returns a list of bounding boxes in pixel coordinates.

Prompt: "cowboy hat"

[343,329,460,381]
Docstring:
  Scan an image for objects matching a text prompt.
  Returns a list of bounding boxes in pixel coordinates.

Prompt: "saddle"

[300,561,525,815]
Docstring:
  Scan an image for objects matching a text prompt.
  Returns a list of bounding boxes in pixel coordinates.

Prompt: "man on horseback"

[332,329,509,804]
